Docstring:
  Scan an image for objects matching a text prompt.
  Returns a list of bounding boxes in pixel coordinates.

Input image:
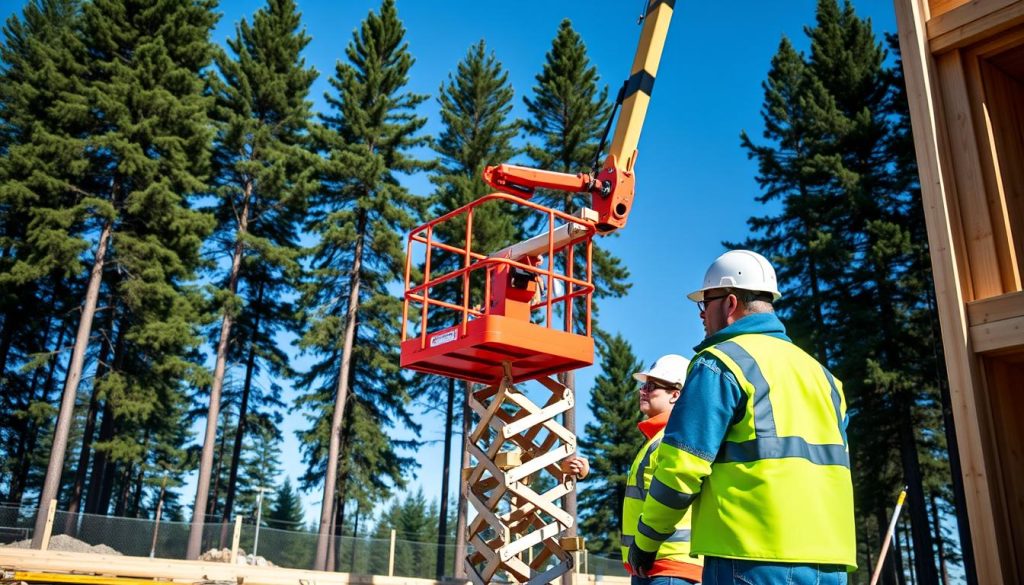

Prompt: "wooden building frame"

[894,0,1024,582]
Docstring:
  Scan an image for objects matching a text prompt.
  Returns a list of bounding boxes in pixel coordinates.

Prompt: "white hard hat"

[686,249,782,302]
[633,354,690,389]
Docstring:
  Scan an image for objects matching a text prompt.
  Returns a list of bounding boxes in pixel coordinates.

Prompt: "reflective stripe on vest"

[713,340,850,468]
[621,429,701,567]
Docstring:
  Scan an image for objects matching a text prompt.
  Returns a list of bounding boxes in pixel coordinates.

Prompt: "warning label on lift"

[430,329,458,348]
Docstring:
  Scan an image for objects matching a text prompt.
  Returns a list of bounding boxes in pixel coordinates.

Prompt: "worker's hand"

[627,542,657,577]
[560,456,590,480]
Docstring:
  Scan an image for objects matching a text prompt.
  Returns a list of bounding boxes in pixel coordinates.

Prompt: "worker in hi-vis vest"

[623,354,703,584]
[627,250,856,585]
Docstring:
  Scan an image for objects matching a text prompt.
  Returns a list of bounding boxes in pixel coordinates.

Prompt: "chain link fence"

[0,504,629,580]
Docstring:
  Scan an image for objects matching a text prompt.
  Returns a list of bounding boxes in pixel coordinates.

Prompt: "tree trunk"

[222,281,263,529]
[65,302,116,533]
[131,462,145,517]
[453,381,471,579]
[435,376,455,580]
[98,457,117,516]
[902,517,917,585]
[930,493,948,585]
[896,393,938,585]
[187,186,252,559]
[9,312,70,506]
[0,296,23,382]
[211,413,230,520]
[114,462,132,517]
[314,210,366,570]
[31,217,113,548]
[327,492,341,572]
[348,501,360,571]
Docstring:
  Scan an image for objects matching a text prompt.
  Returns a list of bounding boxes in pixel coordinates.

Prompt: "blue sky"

[1,0,900,528]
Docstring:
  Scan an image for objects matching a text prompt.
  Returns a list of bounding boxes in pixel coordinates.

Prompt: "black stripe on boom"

[624,71,656,99]
[647,0,676,11]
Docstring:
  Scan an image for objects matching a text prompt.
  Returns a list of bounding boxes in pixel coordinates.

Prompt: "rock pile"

[3,534,122,555]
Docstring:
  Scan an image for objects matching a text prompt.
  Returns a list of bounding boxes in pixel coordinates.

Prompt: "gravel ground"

[2,533,122,555]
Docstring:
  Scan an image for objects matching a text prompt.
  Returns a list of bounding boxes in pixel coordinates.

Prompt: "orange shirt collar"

[637,410,671,440]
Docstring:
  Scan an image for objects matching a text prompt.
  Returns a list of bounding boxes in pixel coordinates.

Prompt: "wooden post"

[38,499,57,551]
[388,529,397,577]
[230,516,242,564]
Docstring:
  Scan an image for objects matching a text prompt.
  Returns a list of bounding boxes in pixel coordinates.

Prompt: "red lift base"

[401,315,594,384]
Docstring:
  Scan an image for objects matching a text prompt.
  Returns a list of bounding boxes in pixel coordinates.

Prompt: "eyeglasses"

[697,293,731,312]
[638,380,678,395]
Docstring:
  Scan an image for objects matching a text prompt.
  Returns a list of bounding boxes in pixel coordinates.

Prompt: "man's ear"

[725,293,743,320]
[669,391,681,404]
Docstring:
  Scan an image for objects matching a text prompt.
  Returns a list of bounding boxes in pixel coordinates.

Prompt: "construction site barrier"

[0,504,629,581]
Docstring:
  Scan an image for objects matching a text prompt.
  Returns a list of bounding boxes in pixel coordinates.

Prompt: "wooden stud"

[39,499,56,552]
[558,537,585,552]
[229,516,242,564]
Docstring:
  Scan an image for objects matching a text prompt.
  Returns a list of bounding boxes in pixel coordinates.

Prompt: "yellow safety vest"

[622,425,703,575]
[679,333,856,568]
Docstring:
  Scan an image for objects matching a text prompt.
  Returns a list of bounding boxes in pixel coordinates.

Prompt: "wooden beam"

[936,49,1007,298]
[970,314,1024,351]
[967,290,1024,323]
[894,0,1006,582]
[929,0,1024,53]
[962,52,1022,291]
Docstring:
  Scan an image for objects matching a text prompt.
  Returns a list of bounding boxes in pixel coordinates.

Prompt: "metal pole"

[252,487,265,558]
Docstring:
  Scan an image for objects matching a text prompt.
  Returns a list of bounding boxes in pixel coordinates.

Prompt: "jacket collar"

[693,312,791,353]
[637,410,671,440]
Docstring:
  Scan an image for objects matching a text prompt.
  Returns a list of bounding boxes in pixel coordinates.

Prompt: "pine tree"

[738,1,952,580]
[373,489,439,577]
[296,0,428,569]
[0,0,88,505]
[523,19,629,303]
[422,39,520,579]
[191,0,317,550]
[267,477,304,530]
[578,332,643,555]
[4,0,218,544]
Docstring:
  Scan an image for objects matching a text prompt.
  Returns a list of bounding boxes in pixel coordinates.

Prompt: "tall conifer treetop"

[298,0,427,569]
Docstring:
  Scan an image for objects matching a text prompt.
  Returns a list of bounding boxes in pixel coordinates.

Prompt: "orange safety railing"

[401,193,597,350]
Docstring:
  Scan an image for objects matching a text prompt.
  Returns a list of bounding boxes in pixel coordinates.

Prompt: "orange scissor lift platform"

[401,192,598,385]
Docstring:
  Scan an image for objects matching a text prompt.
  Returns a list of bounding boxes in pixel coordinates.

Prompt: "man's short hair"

[734,288,775,313]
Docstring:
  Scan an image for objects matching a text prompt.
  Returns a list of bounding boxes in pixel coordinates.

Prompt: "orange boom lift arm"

[482,0,674,234]
[400,2,675,583]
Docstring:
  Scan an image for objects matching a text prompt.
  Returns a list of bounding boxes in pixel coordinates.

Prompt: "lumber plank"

[970,313,1024,351]
[936,49,1006,298]
[929,0,1024,53]
[967,290,1024,323]
[0,548,453,585]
